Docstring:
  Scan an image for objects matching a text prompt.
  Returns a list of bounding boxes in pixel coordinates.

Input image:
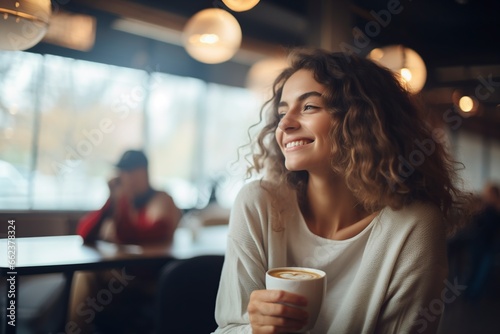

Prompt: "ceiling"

[29,0,500,138]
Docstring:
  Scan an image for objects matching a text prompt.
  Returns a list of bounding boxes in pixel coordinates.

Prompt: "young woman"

[213,49,469,334]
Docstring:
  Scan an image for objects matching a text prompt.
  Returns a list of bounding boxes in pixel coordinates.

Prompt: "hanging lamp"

[368,45,427,93]
[182,8,242,64]
[0,0,51,51]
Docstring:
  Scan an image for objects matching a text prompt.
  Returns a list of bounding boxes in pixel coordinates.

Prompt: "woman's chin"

[284,162,306,172]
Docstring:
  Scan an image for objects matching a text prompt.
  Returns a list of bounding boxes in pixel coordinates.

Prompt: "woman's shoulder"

[228,180,293,239]
[381,201,445,237]
[388,201,442,220]
[235,179,291,203]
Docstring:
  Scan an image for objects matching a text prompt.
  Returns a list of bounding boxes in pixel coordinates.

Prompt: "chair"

[155,255,225,334]
[0,274,66,334]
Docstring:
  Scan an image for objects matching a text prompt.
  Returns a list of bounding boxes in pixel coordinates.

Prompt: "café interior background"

[0,0,499,212]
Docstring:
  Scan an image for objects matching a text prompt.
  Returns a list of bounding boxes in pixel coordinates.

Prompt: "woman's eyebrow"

[278,91,323,108]
[298,91,323,101]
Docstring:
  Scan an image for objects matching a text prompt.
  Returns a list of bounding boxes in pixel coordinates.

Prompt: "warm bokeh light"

[368,48,384,60]
[367,45,427,93]
[452,90,479,116]
[182,9,242,64]
[400,67,413,82]
[458,96,474,112]
[0,0,51,51]
[42,12,96,51]
[246,57,289,100]
[197,33,219,44]
[222,0,260,12]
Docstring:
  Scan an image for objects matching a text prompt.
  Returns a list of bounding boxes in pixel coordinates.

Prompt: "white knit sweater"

[214,180,448,334]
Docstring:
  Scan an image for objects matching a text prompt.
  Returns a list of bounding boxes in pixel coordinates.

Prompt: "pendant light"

[0,0,51,51]
[222,0,260,12]
[182,8,242,64]
[368,45,427,94]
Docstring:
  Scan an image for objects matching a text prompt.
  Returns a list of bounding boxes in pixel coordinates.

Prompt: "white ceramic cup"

[265,267,326,333]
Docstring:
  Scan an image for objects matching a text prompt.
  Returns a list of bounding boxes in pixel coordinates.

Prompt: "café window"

[0,51,260,210]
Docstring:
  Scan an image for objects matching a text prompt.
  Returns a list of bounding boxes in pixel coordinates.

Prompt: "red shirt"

[77,195,177,244]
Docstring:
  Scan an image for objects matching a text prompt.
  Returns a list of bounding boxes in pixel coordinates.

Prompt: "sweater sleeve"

[375,204,449,334]
[213,181,274,334]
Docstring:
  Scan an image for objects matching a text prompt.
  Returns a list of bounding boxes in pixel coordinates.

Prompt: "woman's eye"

[277,113,286,120]
[304,105,316,111]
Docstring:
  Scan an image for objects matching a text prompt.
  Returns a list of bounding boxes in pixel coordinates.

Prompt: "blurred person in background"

[77,149,181,244]
[70,149,182,333]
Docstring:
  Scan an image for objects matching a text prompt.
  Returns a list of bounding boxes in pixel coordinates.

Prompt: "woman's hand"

[248,289,309,334]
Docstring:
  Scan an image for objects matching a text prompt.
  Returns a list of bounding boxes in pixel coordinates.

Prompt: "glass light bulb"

[0,0,52,51]
[182,9,242,64]
[367,45,427,93]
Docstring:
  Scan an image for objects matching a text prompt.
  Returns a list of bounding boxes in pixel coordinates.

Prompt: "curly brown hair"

[248,48,470,233]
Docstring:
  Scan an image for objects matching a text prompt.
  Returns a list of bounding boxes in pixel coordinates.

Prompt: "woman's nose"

[278,113,299,132]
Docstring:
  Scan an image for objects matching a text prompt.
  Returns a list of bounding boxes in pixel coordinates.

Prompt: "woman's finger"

[251,289,308,307]
[248,289,309,333]
[250,312,308,329]
[252,299,308,320]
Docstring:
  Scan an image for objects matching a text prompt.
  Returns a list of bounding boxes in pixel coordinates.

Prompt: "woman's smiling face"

[275,69,334,175]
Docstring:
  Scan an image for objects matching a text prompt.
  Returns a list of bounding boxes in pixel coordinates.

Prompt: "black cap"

[115,150,148,171]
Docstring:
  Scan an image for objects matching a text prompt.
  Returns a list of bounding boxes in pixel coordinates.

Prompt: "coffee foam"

[270,270,321,280]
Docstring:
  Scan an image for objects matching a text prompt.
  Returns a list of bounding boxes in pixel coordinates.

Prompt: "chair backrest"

[155,255,225,334]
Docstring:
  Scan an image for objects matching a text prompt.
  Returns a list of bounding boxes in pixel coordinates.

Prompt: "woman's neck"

[301,173,376,240]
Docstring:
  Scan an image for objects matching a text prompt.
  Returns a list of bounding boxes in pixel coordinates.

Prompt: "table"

[0,226,228,334]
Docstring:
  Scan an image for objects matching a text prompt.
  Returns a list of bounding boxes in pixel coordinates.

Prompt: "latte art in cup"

[266,267,327,332]
[270,269,322,280]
